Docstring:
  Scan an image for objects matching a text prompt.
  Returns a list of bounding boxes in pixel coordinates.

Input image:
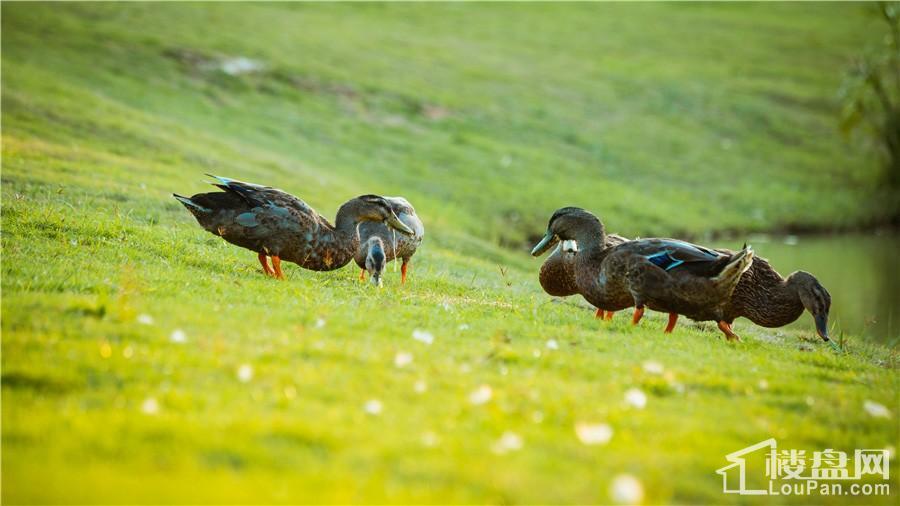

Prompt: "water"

[714,233,899,345]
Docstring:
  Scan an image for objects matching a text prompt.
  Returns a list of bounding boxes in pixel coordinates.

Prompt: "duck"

[360,236,387,287]
[705,250,835,349]
[531,207,752,334]
[354,196,424,284]
[174,175,413,279]
[538,235,627,319]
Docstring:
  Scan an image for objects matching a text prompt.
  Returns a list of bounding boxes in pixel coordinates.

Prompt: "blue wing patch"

[646,251,685,271]
[235,212,259,227]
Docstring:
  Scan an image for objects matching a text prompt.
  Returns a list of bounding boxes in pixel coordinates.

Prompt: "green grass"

[2,2,898,504]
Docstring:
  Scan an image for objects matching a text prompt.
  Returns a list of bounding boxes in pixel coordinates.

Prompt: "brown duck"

[531,207,753,333]
[539,235,627,319]
[174,175,413,278]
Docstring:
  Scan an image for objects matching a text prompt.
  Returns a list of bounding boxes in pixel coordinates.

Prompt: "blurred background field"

[2,2,898,504]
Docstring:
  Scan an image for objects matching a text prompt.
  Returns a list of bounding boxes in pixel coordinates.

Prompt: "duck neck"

[572,220,609,266]
[733,260,804,326]
[318,200,368,268]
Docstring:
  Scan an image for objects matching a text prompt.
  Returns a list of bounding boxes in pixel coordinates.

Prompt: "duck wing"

[206,174,317,218]
[637,239,732,277]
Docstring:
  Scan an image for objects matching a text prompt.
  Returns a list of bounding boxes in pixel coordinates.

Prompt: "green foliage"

[2,3,898,504]
[840,2,900,194]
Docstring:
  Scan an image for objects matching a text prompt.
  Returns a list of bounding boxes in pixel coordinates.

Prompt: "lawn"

[2,2,898,504]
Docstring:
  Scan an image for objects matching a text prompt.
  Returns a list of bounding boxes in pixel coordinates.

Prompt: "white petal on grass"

[421,431,440,447]
[458,323,470,331]
[364,399,383,415]
[575,422,613,445]
[610,474,644,505]
[314,318,326,329]
[137,314,154,325]
[642,360,664,375]
[237,364,254,383]
[394,352,413,368]
[624,388,647,409]
[414,380,428,394]
[412,329,434,345]
[532,349,542,358]
[141,397,159,415]
[546,339,559,350]
[469,384,493,405]
[170,329,187,343]
[758,379,769,390]
[220,56,265,75]
[491,431,523,454]
[864,400,892,418]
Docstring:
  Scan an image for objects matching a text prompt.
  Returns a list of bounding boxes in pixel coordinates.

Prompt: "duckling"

[531,207,752,336]
[174,175,413,278]
[354,196,424,284]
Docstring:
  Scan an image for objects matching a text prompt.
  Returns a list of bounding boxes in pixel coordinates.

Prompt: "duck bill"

[386,213,414,235]
[370,274,383,287]
[531,232,558,257]
[814,313,839,351]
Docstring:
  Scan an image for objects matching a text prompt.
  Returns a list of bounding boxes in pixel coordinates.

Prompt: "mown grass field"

[2,2,898,504]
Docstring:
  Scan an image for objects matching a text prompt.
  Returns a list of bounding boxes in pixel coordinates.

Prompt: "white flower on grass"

[610,474,644,505]
[394,352,413,368]
[169,329,187,343]
[532,349,542,358]
[624,388,647,409]
[421,431,440,447]
[575,422,613,445]
[458,323,470,331]
[414,379,428,394]
[491,431,523,454]
[642,360,664,375]
[137,314,154,325]
[314,318,326,329]
[141,397,159,415]
[237,364,254,383]
[469,384,493,405]
[412,329,434,345]
[546,339,559,350]
[364,399,383,415]
[864,400,892,419]
[758,379,769,390]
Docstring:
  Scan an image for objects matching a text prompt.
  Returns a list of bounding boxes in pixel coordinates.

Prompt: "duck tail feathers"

[712,245,753,294]
[173,193,211,213]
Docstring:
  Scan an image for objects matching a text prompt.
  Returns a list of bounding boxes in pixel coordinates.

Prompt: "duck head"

[531,207,605,256]
[354,195,414,235]
[788,271,835,348]
[364,237,386,287]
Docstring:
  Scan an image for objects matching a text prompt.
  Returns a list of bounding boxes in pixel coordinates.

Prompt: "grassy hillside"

[2,3,898,504]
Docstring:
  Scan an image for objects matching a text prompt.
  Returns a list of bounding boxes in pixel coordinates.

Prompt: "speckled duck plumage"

[539,235,627,297]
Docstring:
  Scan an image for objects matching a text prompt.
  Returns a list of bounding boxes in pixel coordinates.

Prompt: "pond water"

[714,233,899,346]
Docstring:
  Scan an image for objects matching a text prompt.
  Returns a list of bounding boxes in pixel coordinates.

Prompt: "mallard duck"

[354,196,424,284]
[174,175,413,278]
[531,207,752,334]
[539,235,627,319]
